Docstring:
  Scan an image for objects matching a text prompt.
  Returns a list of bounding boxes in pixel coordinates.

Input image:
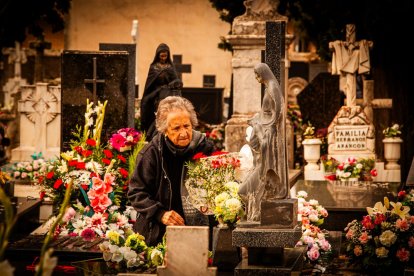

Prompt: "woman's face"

[255,72,263,83]
[159,51,168,64]
[165,110,193,147]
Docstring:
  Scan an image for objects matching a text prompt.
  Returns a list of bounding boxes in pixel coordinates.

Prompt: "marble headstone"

[327,106,375,162]
[157,226,217,276]
[61,50,134,151]
[11,83,61,161]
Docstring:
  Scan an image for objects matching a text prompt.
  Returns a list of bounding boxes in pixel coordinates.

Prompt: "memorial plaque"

[334,125,369,151]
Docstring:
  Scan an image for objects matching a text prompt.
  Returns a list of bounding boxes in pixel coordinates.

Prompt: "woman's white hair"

[155,96,198,133]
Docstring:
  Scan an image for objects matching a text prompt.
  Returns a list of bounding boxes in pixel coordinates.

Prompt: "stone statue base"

[260,198,298,229]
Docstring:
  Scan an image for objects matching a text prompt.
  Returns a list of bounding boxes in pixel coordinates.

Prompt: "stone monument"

[11,83,61,161]
[225,0,287,153]
[233,21,304,275]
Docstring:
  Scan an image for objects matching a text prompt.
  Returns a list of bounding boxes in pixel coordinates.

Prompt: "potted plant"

[302,123,322,171]
[382,124,403,170]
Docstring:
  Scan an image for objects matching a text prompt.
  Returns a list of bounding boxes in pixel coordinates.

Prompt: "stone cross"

[12,83,60,161]
[173,55,191,80]
[265,20,288,187]
[84,57,106,104]
[329,24,373,107]
[362,80,392,123]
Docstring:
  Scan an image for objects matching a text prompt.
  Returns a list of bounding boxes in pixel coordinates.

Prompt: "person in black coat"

[129,96,214,246]
[140,43,182,141]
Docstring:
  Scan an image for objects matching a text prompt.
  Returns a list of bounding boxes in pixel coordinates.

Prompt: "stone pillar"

[225,0,287,152]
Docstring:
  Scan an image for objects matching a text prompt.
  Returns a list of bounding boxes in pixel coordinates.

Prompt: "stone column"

[225,0,287,152]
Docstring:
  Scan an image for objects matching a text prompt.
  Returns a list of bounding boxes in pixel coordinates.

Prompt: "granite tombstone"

[61,50,134,151]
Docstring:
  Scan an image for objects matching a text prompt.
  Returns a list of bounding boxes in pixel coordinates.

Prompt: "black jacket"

[128,130,214,245]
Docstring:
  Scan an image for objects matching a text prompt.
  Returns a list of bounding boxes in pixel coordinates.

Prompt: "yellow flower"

[367,197,389,215]
[390,201,410,219]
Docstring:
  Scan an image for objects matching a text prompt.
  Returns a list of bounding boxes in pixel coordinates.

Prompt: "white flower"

[215,192,231,206]
[86,161,103,174]
[225,198,242,213]
[379,230,397,247]
[309,199,319,206]
[297,191,308,198]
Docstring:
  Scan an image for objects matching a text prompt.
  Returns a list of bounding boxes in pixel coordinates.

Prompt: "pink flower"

[63,207,76,223]
[359,231,371,244]
[319,239,331,251]
[307,246,320,261]
[81,228,96,241]
[346,229,354,240]
[396,248,410,262]
[396,218,410,231]
[353,245,363,256]
[110,134,126,151]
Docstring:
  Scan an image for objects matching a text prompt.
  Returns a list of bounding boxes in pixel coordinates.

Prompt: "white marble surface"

[157,226,217,276]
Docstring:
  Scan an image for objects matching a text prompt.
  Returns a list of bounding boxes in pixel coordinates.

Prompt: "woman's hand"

[161,210,185,226]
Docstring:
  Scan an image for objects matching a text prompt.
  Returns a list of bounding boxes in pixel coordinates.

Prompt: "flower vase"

[302,138,322,171]
[341,177,358,182]
[383,137,403,169]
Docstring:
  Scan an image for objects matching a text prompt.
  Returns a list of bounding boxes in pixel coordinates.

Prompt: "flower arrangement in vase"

[213,181,244,228]
[184,151,241,215]
[303,122,316,139]
[344,196,414,274]
[383,124,402,138]
[295,191,332,272]
[334,157,377,181]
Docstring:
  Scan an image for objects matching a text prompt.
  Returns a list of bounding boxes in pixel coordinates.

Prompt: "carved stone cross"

[84,57,105,104]
[329,24,373,107]
[18,83,59,155]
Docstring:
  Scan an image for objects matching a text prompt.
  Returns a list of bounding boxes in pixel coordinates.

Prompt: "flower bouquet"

[383,124,402,138]
[184,151,240,215]
[35,99,145,237]
[344,196,414,273]
[12,156,48,182]
[295,191,332,272]
[213,181,244,228]
[335,157,377,181]
[98,229,165,272]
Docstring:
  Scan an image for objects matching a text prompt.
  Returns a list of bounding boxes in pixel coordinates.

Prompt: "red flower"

[193,152,207,160]
[74,146,83,154]
[39,191,46,200]
[398,190,407,198]
[361,215,375,230]
[370,169,378,177]
[82,149,93,157]
[119,168,129,179]
[90,172,98,178]
[103,149,113,158]
[211,151,229,156]
[374,213,386,225]
[81,184,89,191]
[86,138,96,147]
[80,228,96,241]
[68,160,78,167]
[102,158,111,165]
[117,154,126,163]
[53,179,63,189]
[76,162,86,170]
[324,174,337,181]
[46,171,55,179]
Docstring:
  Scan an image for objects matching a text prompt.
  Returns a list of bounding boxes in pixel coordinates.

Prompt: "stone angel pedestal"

[234,63,305,275]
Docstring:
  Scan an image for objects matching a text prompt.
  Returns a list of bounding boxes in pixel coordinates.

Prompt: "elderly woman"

[128,96,215,246]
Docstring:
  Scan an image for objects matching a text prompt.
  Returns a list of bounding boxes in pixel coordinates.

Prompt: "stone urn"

[302,138,322,171]
[383,137,403,169]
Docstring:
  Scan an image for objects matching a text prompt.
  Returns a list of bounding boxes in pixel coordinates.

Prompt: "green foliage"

[128,133,146,177]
